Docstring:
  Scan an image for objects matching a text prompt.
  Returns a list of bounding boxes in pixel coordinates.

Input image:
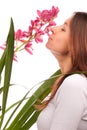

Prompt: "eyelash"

[61,27,65,31]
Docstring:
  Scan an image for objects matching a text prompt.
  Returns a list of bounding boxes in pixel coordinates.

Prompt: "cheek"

[46,36,60,49]
[46,35,70,54]
[55,36,70,52]
[57,39,70,54]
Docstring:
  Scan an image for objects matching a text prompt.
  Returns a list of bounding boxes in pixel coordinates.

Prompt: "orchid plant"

[0,6,61,130]
[0,6,59,61]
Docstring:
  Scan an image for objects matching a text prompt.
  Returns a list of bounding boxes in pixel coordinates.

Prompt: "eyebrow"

[64,22,68,26]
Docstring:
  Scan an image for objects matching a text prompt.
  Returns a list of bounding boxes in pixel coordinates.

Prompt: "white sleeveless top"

[37,74,87,130]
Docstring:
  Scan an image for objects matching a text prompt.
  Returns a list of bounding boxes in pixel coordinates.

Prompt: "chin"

[45,42,50,49]
[46,38,52,47]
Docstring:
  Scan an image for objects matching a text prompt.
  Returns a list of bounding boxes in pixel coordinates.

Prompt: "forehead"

[64,17,72,25]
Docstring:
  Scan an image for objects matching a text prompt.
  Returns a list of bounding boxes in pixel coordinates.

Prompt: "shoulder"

[63,74,87,89]
[54,74,87,102]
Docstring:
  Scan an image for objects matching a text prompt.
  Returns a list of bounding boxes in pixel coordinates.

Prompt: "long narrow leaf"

[0,18,14,128]
[3,86,35,130]
[0,84,15,94]
[21,110,40,130]
[0,47,8,84]
[0,87,3,94]
[0,97,29,119]
[19,83,53,130]
[7,69,61,130]
[0,48,7,75]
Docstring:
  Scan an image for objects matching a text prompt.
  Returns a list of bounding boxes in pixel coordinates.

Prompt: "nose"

[51,26,57,34]
[51,25,60,34]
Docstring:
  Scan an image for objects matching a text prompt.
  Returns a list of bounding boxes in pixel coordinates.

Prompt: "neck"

[53,52,72,74]
[59,57,72,74]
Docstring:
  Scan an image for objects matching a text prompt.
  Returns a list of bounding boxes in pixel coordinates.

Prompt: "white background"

[0,0,87,129]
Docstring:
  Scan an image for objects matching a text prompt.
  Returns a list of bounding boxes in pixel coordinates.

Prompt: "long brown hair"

[35,12,87,110]
[70,12,87,72]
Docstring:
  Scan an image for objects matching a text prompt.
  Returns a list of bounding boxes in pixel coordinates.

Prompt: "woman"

[37,12,87,130]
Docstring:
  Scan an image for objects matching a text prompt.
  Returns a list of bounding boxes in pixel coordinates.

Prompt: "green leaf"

[21,110,40,130]
[0,48,7,75]
[7,69,61,130]
[0,94,29,119]
[2,87,33,130]
[0,87,3,94]
[0,18,15,128]
[0,84,14,94]
[0,46,8,83]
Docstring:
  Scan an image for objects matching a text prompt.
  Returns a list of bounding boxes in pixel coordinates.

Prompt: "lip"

[48,36,53,40]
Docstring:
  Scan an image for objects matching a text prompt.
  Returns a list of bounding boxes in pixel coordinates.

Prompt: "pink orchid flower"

[34,30,44,43]
[24,43,33,55]
[37,6,59,22]
[0,6,59,61]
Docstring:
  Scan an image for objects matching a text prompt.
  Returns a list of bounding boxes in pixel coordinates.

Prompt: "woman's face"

[46,17,72,56]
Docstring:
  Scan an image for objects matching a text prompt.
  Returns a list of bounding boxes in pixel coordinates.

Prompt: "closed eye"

[61,27,65,31]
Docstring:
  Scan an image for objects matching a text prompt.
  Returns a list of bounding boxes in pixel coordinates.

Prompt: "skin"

[46,17,73,73]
